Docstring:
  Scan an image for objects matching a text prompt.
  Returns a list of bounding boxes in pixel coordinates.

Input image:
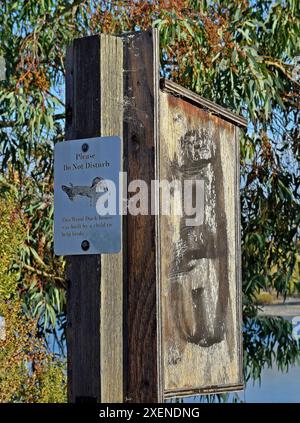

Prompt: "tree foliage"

[0,193,66,402]
[0,0,299,393]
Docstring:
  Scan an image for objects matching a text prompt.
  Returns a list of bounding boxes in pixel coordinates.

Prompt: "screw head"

[82,143,89,152]
[81,240,90,251]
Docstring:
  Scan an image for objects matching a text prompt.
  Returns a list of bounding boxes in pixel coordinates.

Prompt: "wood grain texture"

[123,30,162,403]
[160,79,247,129]
[65,35,101,402]
[99,34,124,403]
[159,90,243,398]
[234,126,243,382]
[65,34,124,403]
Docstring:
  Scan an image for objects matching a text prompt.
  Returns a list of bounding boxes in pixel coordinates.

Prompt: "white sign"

[54,136,121,255]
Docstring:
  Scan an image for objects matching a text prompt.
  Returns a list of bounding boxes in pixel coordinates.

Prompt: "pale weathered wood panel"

[159,91,243,397]
[99,34,123,403]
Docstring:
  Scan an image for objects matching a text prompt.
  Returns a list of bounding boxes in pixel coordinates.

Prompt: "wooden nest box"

[65,29,247,403]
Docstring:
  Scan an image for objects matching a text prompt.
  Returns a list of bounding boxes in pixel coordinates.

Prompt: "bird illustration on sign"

[61,176,108,207]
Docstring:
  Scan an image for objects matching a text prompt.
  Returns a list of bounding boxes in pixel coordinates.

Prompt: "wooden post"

[123,30,161,403]
[65,30,161,403]
[65,35,102,403]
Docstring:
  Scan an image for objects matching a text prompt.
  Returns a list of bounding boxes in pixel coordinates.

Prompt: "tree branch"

[0,113,65,129]
[264,59,300,89]
[22,263,65,285]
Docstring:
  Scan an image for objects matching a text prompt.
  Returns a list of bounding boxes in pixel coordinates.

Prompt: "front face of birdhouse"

[159,84,243,398]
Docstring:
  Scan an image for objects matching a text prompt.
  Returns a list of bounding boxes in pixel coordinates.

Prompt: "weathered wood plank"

[66,34,124,403]
[65,35,101,403]
[123,30,162,403]
[99,34,124,403]
[66,36,101,140]
[234,126,243,384]
[159,90,243,398]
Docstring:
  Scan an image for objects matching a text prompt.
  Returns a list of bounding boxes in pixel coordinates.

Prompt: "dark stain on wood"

[65,35,101,403]
[166,125,229,360]
[123,30,161,403]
